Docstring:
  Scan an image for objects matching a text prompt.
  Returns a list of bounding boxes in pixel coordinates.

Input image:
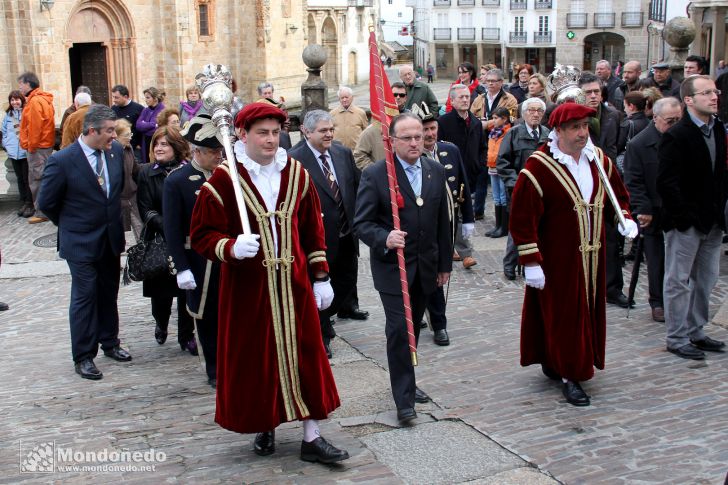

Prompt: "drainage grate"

[33,233,57,248]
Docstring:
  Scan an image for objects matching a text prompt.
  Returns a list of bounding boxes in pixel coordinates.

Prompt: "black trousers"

[425,286,447,331]
[194,302,218,380]
[605,222,624,297]
[66,243,121,363]
[380,274,428,411]
[319,234,357,344]
[10,157,31,204]
[643,231,665,309]
[151,292,195,344]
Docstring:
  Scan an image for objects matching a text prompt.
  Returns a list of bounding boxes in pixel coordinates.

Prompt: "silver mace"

[196,64,251,235]
[594,160,628,230]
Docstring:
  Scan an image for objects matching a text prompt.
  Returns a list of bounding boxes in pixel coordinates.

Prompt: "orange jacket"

[487,124,510,169]
[20,88,55,152]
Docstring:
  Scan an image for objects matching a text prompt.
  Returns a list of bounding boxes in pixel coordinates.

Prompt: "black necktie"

[532,129,539,142]
[319,154,349,236]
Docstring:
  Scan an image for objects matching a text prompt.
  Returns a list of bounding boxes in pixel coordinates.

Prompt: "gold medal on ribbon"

[329,174,336,182]
[98,176,104,186]
[416,196,424,207]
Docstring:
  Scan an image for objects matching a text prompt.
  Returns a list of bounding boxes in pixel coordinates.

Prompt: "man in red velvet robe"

[189,103,349,463]
[510,102,638,407]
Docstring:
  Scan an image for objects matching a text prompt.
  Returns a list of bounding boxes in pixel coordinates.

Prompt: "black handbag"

[122,221,171,285]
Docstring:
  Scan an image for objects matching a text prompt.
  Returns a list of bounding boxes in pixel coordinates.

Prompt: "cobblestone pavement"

[2,195,728,485]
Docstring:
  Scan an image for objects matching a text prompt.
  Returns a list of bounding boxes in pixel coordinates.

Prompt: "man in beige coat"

[353,82,408,170]
[330,86,369,151]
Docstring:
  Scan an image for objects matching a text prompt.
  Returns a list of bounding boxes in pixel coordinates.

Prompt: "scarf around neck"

[180,101,202,118]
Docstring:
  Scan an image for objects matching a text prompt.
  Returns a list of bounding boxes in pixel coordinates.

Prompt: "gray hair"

[338,86,353,97]
[257,82,274,96]
[485,68,504,81]
[302,109,333,133]
[449,83,469,100]
[652,96,681,117]
[76,85,92,95]
[74,92,92,107]
[596,60,611,69]
[520,97,546,117]
[82,105,117,135]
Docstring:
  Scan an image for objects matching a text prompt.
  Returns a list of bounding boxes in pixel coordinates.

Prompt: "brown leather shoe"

[651,307,665,322]
[462,256,477,269]
[28,216,49,224]
[452,251,462,261]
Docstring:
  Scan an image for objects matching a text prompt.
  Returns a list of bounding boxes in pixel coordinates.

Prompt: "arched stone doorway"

[308,14,317,45]
[348,51,357,85]
[321,17,338,86]
[583,33,625,72]
[66,0,137,105]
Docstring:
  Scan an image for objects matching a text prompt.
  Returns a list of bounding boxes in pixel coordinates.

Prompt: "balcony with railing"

[566,13,588,28]
[533,31,552,44]
[433,28,452,40]
[347,0,373,6]
[534,0,551,8]
[509,31,527,43]
[458,28,476,40]
[510,0,527,10]
[594,12,615,28]
[482,27,500,41]
[482,0,500,5]
[433,0,451,5]
[458,0,475,5]
[621,11,644,27]
[648,0,666,22]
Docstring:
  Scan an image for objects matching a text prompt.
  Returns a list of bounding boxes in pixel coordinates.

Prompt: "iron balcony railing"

[594,12,615,28]
[509,31,527,43]
[482,27,500,40]
[534,31,552,43]
[534,0,551,8]
[458,28,476,40]
[433,0,451,5]
[433,28,452,40]
[482,0,500,5]
[458,0,475,5]
[622,11,644,27]
[510,0,527,10]
[566,13,587,28]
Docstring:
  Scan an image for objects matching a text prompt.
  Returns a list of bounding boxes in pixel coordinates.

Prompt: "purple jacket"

[136,103,165,137]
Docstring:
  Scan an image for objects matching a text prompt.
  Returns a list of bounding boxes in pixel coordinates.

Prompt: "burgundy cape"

[190,157,340,433]
[510,145,632,382]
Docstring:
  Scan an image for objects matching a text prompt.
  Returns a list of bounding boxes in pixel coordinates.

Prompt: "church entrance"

[69,43,110,106]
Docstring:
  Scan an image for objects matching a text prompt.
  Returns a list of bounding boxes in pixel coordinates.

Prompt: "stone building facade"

[0,0,309,122]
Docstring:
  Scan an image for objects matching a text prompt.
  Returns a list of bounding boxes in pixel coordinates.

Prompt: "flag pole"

[368,27,418,366]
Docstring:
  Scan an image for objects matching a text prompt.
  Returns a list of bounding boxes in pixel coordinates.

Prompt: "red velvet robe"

[510,145,632,382]
[189,158,340,433]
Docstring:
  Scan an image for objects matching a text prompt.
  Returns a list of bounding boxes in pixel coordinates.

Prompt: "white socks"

[303,419,320,442]
[562,378,569,384]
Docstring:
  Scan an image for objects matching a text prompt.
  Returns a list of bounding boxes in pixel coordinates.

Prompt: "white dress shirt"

[547,130,596,203]
[77,136,109,196]
[306,141,339,184]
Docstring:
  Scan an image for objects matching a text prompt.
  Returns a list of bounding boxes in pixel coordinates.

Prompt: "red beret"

[233,102,287,131]
[549,101,597,127]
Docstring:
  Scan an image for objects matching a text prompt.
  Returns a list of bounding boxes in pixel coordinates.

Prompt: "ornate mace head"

[196,64,234,127]
[547,64,586,105]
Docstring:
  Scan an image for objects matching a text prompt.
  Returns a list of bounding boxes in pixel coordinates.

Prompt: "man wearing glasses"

[399,65,439,115]
[354,113,452,424]
[622,97,682,323]
[657,75,727,361]
[354,82,409,170]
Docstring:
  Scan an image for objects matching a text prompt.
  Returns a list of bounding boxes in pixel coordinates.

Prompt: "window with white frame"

[514,16,524,33]
[461,12,473,27]
[538,15,549,32]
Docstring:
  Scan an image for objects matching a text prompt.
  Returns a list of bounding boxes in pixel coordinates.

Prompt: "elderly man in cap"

[190,103,348,464]
[510,102,637,407]
[642,62,681,98]
[163,115,224,388]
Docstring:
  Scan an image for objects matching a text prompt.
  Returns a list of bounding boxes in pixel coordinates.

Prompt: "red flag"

[368,29,417,366]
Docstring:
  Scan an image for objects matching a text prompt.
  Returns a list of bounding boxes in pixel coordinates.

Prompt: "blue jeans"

[490,173,507,206]
[472,167,489,216]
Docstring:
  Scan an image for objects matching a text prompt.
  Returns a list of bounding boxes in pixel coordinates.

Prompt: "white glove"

[524,265,546,290]
[618,219,639,239]
[176,269,197,290]
[461,223,475,239]
[313,280,334,310]
[233,234,261,259]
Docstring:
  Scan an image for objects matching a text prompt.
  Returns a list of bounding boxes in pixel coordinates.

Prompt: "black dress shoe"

[155,324,167,345]
[337,308,369,320]
[668,343,706,360]
[324,342,332,359]
[433,329,450,346]
[541,364,561,381]
[208,378,217,389]
[690,336,725,352]
[397,407,417,423]
[103,346,132,362]
[562,381,590,406]
[415,387,430,403]
[606,293,635,308]
[419,320,428,329]
[253,430,275,456]
[0,301,8,311]
[180,338,199,356]
[300,436,350,463]
[504,268,516,281]
[75,358,103,380]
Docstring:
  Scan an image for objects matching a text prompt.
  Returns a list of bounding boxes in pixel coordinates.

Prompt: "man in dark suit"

[37,105,130,380]
[623,97,682,323]
[163,115,223,388]
[658,75,727,361]
[354,113,452,423]
[290,110,362,358]
[416,103,474,346]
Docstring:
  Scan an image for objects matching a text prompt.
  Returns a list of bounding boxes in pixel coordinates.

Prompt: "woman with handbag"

[136,126,197,355]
